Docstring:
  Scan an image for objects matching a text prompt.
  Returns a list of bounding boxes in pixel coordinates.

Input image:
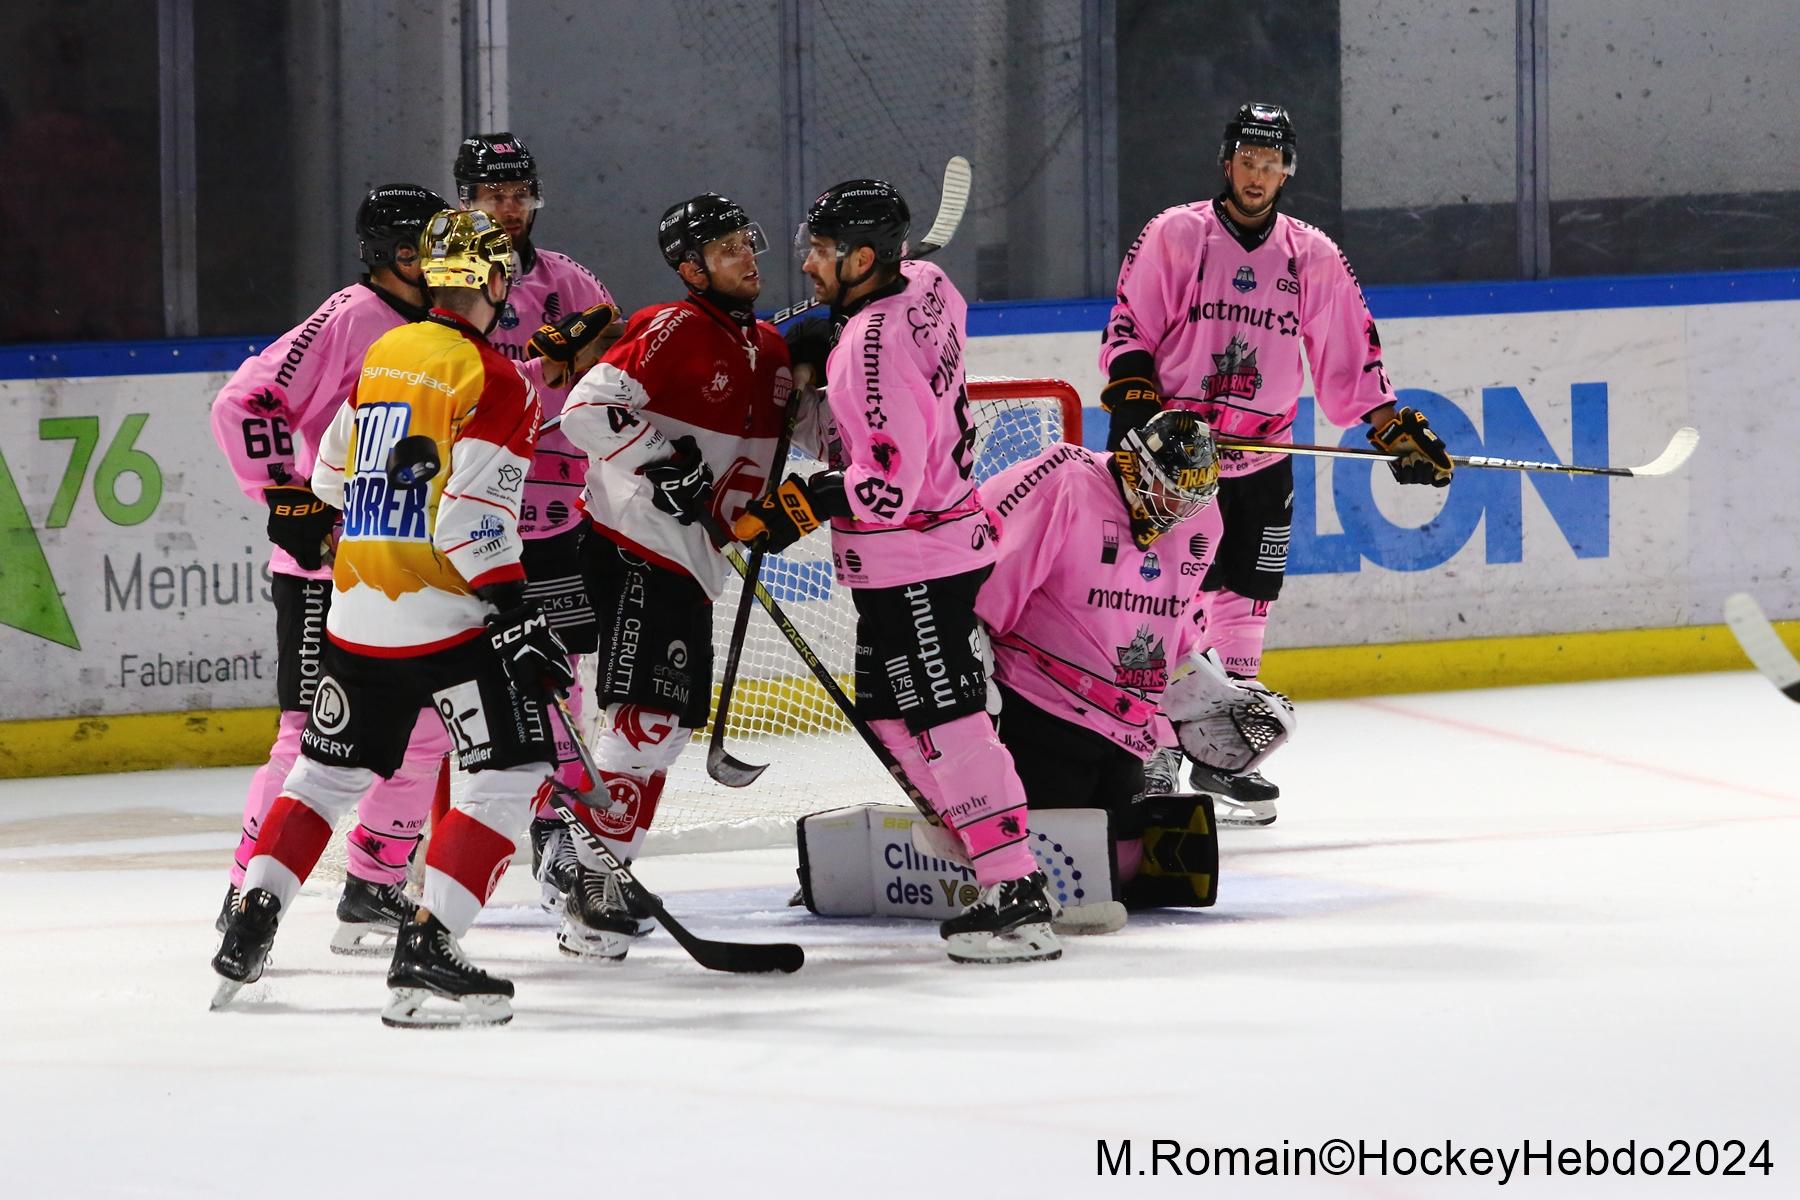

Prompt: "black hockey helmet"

[658,192,761,271]
[356,183,449,268]
[1114,410,1220,546]
[802,179,911,266]
[1219,102,1297,173]
[453,132,541,203]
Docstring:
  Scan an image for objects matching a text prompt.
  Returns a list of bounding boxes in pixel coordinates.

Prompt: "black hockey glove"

[480,585,576,699]
[732,471,847,553]
[1368,405,1454,487]
[641,435,716,525]
[1101,376,1163,452]
[783,317,834,378]
[263,485,339,571]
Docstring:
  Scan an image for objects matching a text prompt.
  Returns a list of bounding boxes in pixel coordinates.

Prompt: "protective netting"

[315,378,1080,879]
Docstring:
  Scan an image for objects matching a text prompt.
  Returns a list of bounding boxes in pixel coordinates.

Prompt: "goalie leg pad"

[1118,793,1219,909]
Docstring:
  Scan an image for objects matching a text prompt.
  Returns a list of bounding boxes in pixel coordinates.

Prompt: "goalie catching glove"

[263,485,339,571]
[1368,404,1453,487]
[480,584,576,699]
[732,471,848,553]
[1161,649,1296,775]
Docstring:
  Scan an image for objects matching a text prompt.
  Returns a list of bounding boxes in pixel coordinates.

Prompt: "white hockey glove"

[1161,649,1296,775]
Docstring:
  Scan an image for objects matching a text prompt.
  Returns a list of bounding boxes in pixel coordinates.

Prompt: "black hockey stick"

[770,154,972,326]
[1208,424,1700,479]
[706,388,811,786]
[696,516,942,826]
[547,696,804,973]
[1724,592,1800,702]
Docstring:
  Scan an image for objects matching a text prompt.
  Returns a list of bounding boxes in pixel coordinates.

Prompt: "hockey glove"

[480,587,576,699]
[1101,376,1163,452]
[263,485,339,571]
[783,317,834,378]
[1368,405,1453,487]
[641,435,716,525]
[732,472,847,553]
[527,302,620,386]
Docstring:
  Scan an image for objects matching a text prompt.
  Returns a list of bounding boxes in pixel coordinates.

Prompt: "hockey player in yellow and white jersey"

[211,210,573,1028]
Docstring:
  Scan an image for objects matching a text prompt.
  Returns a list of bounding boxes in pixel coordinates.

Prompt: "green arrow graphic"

[0,446,79,649]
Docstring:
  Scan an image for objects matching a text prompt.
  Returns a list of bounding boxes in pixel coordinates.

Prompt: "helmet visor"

[706,221,768,263]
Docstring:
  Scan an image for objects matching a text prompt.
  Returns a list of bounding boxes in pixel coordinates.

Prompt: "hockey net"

[315,377,1082,876]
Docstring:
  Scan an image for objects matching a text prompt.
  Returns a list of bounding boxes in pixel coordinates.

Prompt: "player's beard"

[1230,181,1280,222]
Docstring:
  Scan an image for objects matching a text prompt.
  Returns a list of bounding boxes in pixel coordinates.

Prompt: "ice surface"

[1,672,1794,1197]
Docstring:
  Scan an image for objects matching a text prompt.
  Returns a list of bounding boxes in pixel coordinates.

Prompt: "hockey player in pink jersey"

[736,179,1057,964]
[454,131,622,886]
[1100,102,1452,823]
[207,184,454,952]
[976,410,1294,906]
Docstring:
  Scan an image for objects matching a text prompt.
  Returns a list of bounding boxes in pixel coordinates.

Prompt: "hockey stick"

[1723,592,1800,702]
[1208,425,1700,478]
[547,695,805,973]
[706,388,810,786]
[770,154,972,326]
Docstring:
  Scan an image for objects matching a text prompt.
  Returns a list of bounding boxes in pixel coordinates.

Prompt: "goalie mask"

[1111,410,1220,548]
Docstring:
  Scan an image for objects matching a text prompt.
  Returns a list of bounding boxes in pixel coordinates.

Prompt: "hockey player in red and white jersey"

[207,183,453,952]
[554,193,800,960]
[1100,102,1452,822]
[212,210,571,1027]
[975,410,1294,906]
[454,132,622,860]
[735,180,1058,964]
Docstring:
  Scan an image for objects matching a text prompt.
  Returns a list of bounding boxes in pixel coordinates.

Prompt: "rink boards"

[3,271,1799,773]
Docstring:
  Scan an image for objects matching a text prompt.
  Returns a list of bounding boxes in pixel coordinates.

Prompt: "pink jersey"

[976,444,1221,760]
[208,280,424,579]
[823,259,997,589]
[486,248,616,540]
[1101,200,1392,477]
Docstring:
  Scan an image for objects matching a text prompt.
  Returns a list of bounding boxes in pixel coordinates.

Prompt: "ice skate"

[214,883,240,935]
[382,913,513,1028]
[1188,762,1279,826]
[529,816,579,914]
[330,876,418,956]
[210,887,281,1009]
[556,861,644,961]
[940,870,1063,964]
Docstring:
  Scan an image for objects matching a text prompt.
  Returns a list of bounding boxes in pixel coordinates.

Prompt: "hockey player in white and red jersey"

[1100,101,1453,822]
[454,132,621,863]
[212,210,571,1027]
[975,410,1294,907]
[553,193,800,960]
[207,183,453,952]
[735,180,1058,964]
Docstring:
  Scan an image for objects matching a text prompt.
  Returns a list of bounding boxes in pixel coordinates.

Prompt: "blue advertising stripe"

[6,268,1798,381]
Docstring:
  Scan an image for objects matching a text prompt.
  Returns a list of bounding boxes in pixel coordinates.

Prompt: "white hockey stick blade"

[1724,592,1800,701]
[914,155,972,253]
[1053,901,1127,935]
[1628,425,1700,477]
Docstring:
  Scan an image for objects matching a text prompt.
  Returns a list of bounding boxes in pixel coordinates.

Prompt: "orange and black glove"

[526,302,619,384]
[733,472,847,553]
[1368,405,1454,487]
[1101,355,1163,451]
[263,485,339,570]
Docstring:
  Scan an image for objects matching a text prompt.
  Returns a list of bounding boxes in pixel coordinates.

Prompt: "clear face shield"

[705,222,769,265]
[1224,141,1297,179]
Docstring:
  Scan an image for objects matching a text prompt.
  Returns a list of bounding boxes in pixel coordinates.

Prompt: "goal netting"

[315,377,1082,877]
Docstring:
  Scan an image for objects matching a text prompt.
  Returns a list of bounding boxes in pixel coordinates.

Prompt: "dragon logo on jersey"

[1115,626,1169,690]
[1201,336,1263,404]
[1233,266,1257,293]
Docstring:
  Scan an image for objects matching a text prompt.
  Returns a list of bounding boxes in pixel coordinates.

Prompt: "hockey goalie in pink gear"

[736,178,1056,964]
[976,409,1295,908]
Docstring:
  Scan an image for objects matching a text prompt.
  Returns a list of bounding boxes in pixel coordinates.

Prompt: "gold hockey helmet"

[418,208,520,291]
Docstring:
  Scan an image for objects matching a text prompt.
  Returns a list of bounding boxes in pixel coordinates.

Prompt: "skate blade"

[330,921,399,957]
[380,987,512,1028]
[209,977,247,1010]
[555,929,631,962]
[1052,900,1128,935]
[1212,796,1278,827]
[946,922,1064,964]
